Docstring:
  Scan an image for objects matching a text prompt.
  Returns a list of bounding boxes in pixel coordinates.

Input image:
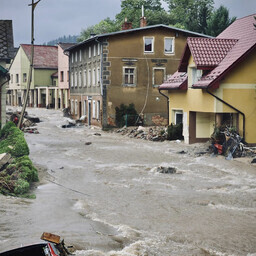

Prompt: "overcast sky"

[1,0,256,47]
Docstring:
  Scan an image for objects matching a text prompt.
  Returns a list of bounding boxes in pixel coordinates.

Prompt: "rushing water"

[0,108,256,256]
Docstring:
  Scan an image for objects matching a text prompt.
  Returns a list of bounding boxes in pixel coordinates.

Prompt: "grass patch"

[0,122,38,197]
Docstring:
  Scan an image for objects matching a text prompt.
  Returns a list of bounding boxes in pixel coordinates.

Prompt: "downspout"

[206,88,246,142]
[158,88,169,125]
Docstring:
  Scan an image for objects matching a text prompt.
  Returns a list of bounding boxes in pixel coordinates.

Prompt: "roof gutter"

[158,88,169,125]
[206,88,246,143]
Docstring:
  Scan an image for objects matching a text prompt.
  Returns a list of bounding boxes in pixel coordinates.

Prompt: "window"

[83,70,87,87]
[97,101,100,119]
[92,100,96,118]
[97,43,100,55]
[71,72,74,87]
[123,67,136,86]
[71,100,74,113]
[67,71,69,82]
[89,47,91,58]
[97,67,100,86]
[79,71,82,87]
[173,110,183,125]
[11,74,13,83]
[83,100,87,116]
[16,74,19,83]
[79,50,82,61]
[92,68,96,86]
[23,73,27,83]
[88,69,91,87]
[93,45,96,56]
[75,100,78,115]
[144,37,154,52]
[192,68,202,85]
[75,72,78,87]
[153,68,165,87]
[71,53,74,63]
[60,71,64,82]
[75,51,78,62]
[164,37,174,54]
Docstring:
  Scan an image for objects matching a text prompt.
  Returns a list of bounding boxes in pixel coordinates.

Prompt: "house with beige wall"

[65,21,209,128]
[159,14,256,145]
[7,44,58,108]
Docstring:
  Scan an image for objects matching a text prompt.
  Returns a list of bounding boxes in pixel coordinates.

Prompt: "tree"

[206,5,236,36]
[164,0,214,33]
[78,18,118,42]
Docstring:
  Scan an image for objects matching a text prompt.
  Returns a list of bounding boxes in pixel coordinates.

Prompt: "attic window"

[144,37,154,53]
[192,68,202,85]
[164,37,174,54]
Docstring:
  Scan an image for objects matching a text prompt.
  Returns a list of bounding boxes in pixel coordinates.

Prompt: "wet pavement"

[0,107,256,256]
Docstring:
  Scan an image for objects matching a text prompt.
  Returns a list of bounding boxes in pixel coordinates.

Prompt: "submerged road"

[0,108,256,256]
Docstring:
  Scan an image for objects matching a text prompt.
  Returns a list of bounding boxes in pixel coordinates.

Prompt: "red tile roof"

[194,14,256,88]
[187,37,238,68]
[21,44,58,69]
[159,71,187,90]
[160,14,256,90]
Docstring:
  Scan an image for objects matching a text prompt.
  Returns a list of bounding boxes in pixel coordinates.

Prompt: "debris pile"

[115,126,168,141]
[6,110,40,134]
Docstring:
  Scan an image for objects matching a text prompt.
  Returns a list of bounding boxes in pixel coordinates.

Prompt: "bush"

[115,103,138,127]
[167,123,183,140]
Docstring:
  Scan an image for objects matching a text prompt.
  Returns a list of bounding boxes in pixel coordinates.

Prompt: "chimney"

[122,17,132,30]
[140,5,147,27]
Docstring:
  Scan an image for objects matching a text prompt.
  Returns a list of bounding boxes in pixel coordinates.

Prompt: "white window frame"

[92,68,96,86]
[75,100,78,115]
[83,70,87,87]
[123,67,136,87]
[97,43,100,55]
[79,71,82,87]
[97,67,100,86]
[89,47,91,58]
[173,110,183,125]
[83,100,87,116]
[92,100,96,118]
[152,67,166,87]
[97,100,100,119]
[93,45,96,57]
[192,68,202,85]
[88,69,91,87]
[74,72,78,87]
[144,37,154,53]
[79,49,82,61]
[71,72,74,87]
[164,37,175,54]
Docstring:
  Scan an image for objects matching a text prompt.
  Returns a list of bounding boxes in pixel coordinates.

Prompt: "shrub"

[167,123,183,140]
[14,179,30,195]
[115,103,138,127]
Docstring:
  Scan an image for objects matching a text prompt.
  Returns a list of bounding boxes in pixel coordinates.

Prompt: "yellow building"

[159,14,256,145]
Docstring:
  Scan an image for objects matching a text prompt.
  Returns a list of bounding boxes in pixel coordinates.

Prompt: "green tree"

[206,5,236,36]
[78,18,118,42]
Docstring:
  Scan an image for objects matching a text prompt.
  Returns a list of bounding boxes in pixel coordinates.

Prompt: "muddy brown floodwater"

[0,107,256,256]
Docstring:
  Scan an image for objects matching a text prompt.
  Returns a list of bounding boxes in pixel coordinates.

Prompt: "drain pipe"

[158,88,169,125]
[206,88,246,142]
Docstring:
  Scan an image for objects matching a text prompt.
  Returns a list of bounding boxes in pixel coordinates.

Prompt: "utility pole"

[18,0,41,129]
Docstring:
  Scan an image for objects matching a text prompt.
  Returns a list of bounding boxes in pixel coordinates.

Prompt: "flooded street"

[1,108,256,256]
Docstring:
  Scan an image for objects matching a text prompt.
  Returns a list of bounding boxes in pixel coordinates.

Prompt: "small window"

[97,101,100,119]
[16,74,19,83]
[144,37,154,53]
[97,67,100,86]
[75,72,78,87]
[23,73,27,83]
[71,72,74,87]
[89,47,91,58]
[97,43,100,55]
[93,45,96,56]
[67,71,69,82]
[71,53,74,63]
[92,100,96,118]
[60,71,64,82]
[123,67,136,86]
[92,68,96,86]
[175,111,183,125]
[88,69,91,87]
[83,70,87,87]
[11,74,13,83]
[83,100,87,116]
[71,100,74,113]
[164,37,174,54]
[75,52,78,62]
[79,50,82,61]
[192,68,202,85]
[75,100,78,115]
[79,71,82,87]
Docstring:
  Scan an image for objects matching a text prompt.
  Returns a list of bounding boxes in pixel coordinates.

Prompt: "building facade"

[159,14,256,145]
[66,23,208,128]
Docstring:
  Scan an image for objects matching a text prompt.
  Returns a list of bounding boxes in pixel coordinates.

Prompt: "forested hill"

[46,35,78,46]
